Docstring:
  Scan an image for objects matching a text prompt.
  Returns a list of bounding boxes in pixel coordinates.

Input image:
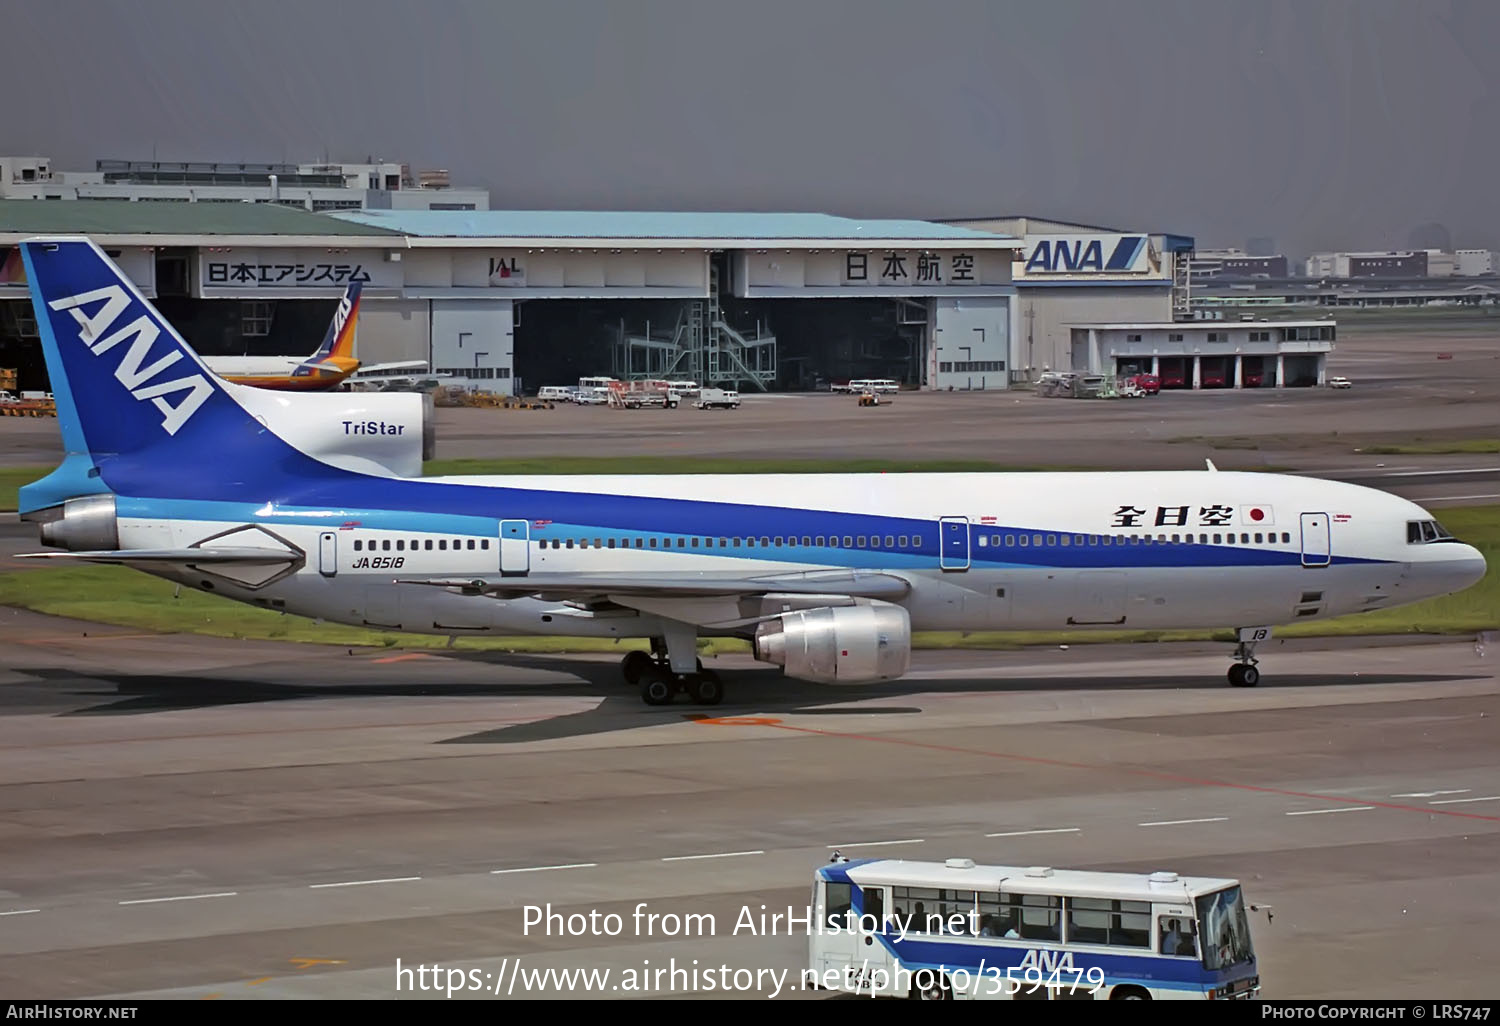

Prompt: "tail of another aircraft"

[309,280,362,362]
[18,237,303,513]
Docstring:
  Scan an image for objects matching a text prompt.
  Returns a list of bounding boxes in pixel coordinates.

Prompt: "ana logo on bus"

[1016,949,1077,973]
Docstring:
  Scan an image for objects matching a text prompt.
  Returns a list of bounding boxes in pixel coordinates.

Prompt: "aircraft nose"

[1435,543,1488,594]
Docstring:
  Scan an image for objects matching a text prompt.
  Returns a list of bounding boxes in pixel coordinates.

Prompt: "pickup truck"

[695,388,741,409]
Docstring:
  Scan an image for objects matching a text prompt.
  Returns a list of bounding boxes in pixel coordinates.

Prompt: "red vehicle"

[1129,373,1160,395]
[1160,370,1186,389]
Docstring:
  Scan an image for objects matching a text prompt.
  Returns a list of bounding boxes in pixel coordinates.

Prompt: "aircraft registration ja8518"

[15,239,1488,706]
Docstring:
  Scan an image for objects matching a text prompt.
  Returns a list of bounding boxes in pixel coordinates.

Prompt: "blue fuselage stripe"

[119,494,1388,571]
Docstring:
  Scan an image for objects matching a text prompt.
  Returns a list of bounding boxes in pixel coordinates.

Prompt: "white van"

[695,388,740,409]
[537,386,575,402]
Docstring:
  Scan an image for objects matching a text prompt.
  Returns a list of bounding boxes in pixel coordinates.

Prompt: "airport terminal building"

[0,202,1332,393]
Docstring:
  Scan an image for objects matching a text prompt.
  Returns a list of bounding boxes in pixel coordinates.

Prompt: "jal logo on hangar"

[1022,234,1157,275]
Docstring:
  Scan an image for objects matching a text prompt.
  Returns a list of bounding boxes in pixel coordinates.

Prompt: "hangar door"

[930,297,1011,390]
[431,299,515,394]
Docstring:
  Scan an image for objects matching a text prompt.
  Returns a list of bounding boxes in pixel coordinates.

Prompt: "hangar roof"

[0,199,400,239]
[1063,319,1334,329]
[333,209,1020,248]
[940,214,1196,252]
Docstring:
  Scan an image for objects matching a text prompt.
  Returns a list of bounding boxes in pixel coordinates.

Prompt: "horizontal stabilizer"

[394,570,912,600]
[18,547,300,565]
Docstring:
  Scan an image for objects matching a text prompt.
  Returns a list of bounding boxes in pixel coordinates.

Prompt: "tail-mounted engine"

[37,493,118,551]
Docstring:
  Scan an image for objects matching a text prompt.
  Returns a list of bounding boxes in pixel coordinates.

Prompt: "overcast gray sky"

[4,0,1496,255]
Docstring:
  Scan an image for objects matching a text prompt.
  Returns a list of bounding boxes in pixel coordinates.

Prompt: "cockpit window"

[1408,519,1458,544]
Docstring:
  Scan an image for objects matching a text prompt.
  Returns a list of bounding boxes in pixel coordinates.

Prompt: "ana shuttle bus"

[810,857,1259,1001]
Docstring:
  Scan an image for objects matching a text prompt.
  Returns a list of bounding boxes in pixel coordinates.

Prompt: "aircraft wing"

[395,569,912,629]
[354,361,440,375]
[18,547,300,565]
[395,569,911,600]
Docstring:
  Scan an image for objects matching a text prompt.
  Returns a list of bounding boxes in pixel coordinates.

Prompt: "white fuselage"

[113,470,1484,643]
[203,355,308,377]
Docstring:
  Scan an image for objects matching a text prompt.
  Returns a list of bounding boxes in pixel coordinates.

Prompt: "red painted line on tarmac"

[370,653,440,664]
[733,720,1500,824]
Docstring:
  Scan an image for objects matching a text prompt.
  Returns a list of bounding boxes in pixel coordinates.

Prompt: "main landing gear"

[620,635,724,707]
[1227,627,1270,687]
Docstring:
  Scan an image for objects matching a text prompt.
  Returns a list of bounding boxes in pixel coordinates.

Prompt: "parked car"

[1328,376,1353,389]
[1128,373,1160,395]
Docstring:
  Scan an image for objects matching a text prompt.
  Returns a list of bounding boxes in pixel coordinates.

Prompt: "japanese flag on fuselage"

[1241,505,1275,526]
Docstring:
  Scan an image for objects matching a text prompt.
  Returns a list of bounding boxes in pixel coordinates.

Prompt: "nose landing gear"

[1228,627,1270,687]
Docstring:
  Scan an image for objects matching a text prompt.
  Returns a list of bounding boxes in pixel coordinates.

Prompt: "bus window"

[824,882,852,930]
[1067,897,1151,947]
[978,892,1021,938]
[1017,893,1061,941]
[863,887,884,931]
[1195,886,1254,970]
[1158,915,1198,957]
[892,887,976,935]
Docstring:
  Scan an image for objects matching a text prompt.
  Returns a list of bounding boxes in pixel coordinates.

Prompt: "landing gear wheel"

[1228,664,1259,687]
[621,650,653,685]
[640,671,674,706]
[688,671,723,706]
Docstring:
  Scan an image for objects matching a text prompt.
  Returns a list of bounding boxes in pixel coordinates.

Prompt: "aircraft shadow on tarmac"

[5,654,1487,745]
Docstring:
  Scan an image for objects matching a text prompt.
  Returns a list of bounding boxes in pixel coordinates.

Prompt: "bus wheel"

[1110,986,1150,1000]
[912,971,951,1001]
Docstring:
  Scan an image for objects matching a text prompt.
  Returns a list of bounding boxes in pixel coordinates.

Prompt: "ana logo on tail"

[48,284,213,435]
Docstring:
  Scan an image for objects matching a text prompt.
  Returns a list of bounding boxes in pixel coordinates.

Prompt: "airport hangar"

[946,216,1336,389]
[0,201,1331,393]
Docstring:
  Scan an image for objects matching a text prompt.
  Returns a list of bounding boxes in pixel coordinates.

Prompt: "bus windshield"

[1195,886,1254,970]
